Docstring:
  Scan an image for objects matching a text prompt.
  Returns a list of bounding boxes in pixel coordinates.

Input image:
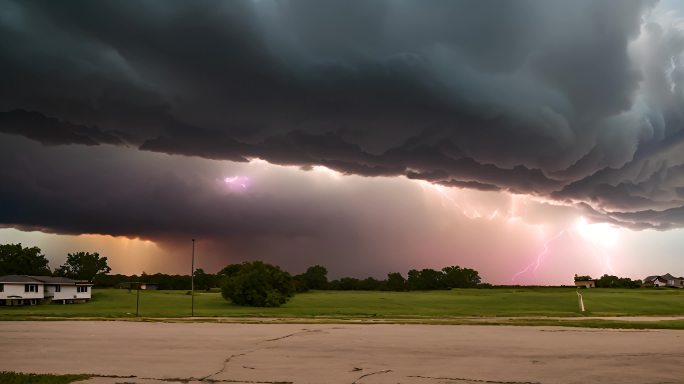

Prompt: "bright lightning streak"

[511,218,620,282]
[572,218,617,275]
[511,229,566,282]
[415,181,497,221]
[224,176,251,191]
[413,179,621,282]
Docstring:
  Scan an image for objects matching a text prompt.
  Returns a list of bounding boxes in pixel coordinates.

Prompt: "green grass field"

[1,287,684,320]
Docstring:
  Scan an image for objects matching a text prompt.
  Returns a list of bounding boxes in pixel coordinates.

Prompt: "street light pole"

[191,239,195,317]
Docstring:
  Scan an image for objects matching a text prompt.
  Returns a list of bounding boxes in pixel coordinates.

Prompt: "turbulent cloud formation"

[3,0,684,241]
[0,133,539,280]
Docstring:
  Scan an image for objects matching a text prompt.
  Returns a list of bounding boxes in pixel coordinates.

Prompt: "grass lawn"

[1,287,684,320]
[0,371,91,384]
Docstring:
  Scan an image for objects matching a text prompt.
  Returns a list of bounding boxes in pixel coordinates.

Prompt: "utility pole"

[136,282,140,317]
[191,238,195,317]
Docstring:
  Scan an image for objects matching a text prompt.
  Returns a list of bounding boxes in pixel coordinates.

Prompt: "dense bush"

[221,261,295,307]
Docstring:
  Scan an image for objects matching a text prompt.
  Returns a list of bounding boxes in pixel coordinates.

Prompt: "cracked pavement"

[1,321,683,383]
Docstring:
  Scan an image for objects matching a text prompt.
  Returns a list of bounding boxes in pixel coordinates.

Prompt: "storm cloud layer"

[3,0,684,234]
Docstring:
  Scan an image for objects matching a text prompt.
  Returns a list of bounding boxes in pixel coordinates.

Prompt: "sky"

[1,0,684,284]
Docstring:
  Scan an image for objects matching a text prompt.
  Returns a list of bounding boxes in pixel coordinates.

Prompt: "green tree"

[299,265,329,290]
[407,268,446,290]
[193,268,217,291]
[442,266,481,288]
[595,274,641,288]
[574,274,593,282]
[0,243,51,275]
[221,261,295,307]
[218,263,243,278]
[54,252,111,281]
[357,277,384,290]
[292,275,310,293]
[386,272,406,291]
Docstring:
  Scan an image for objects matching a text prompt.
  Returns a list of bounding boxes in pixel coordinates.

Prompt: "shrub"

[221,261,295,307]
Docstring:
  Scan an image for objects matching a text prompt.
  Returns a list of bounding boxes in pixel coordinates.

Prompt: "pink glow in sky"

[1,151,679,285]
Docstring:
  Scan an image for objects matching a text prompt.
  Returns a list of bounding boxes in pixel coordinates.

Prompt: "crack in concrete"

[352,369,392,383]
[199,327,328,382]
[408,375,541,384]
[199,352,249,381]
[82,373,291,383]
[96,328,339,384]
[261,328,325,343]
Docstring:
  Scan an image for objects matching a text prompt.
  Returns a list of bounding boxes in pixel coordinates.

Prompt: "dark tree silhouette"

[0,243,51,276]
[54,252,111,281]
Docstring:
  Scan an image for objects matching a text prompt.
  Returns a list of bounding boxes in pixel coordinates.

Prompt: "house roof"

[33,276,93,285]
[0,275,43,283]
[29,276,77,284]
[0,275,93,285]
[661,273,682,280]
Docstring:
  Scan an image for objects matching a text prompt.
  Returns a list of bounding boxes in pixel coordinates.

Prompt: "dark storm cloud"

[0,134,346,240]
[3,0,684,230]
[0,110,125,146]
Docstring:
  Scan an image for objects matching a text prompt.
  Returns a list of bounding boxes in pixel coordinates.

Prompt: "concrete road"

[1,321,682,383]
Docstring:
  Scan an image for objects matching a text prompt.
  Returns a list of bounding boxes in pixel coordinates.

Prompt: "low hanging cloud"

[2,0,684,230]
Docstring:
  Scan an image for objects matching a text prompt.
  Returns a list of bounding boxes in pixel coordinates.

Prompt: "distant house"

[118,282,157,290]
[574,280,596,288]
[643,274,684,288]
[0,275,93,305]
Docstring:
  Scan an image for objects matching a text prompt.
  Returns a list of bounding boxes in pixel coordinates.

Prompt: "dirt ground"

[1,321,683,384]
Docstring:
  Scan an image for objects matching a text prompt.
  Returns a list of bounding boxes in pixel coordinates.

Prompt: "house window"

[0,283,3,292]
[55,285,61,292]
[24,284,38,292]
[77,286,88,293]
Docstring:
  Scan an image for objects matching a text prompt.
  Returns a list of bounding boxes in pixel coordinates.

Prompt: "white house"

[643,274,684,288]
[0,275,93,305]
[0,275,44,305]
[574,280,596,288]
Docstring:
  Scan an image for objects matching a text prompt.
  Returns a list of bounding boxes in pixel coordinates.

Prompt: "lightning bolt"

[416,181,496,221]
[568,230,615,275]
[414,179,620,282]
[224,176,251,191]
[512,229,566,282]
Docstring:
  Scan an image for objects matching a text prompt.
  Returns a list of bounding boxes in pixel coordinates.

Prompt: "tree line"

[94,269,219,290]
[216,262,485,307]
[0,243,111,281]
[93,263,484,295]
[574,274,642,288]
[292,265,483,292]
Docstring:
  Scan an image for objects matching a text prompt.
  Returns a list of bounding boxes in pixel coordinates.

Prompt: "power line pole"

[136,282,140,317]
[191,238,195,317]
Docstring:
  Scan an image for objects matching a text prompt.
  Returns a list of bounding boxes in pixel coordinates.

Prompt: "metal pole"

[136,283,140,317]
[191,239,195,317]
